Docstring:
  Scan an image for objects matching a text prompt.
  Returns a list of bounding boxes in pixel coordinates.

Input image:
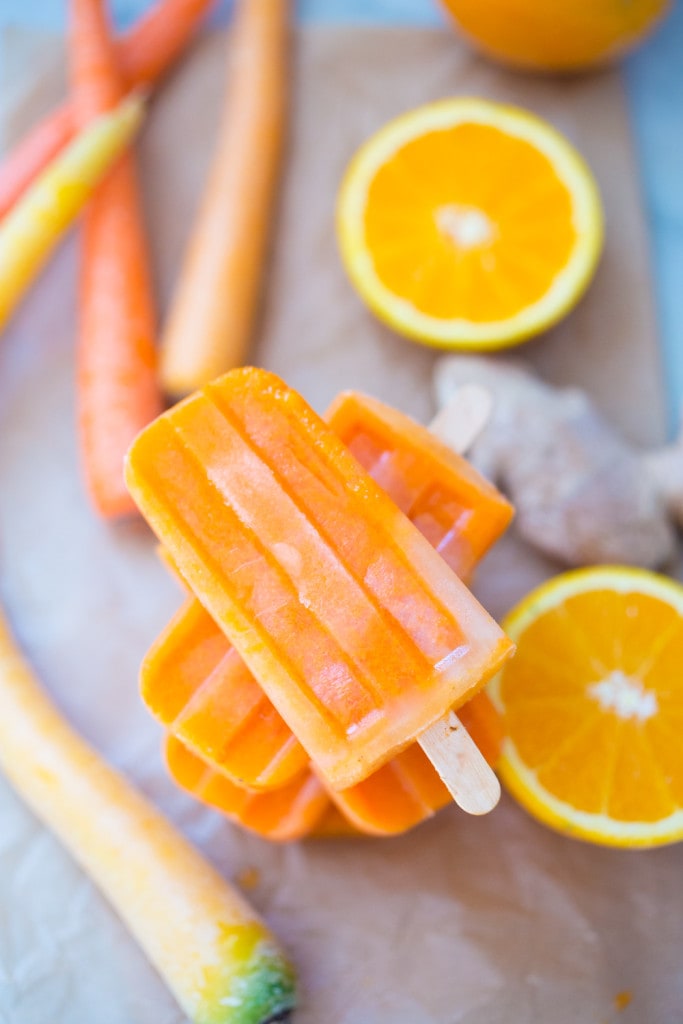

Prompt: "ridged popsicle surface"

[142,391,511,793]
[127,368,513,789]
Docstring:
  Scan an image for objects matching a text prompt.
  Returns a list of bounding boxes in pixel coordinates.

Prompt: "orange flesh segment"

[127,368,513,790]
[500,587,683,824]
[364,123,576,322]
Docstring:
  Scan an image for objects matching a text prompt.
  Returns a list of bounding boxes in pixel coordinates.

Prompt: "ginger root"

[434,355,683,569]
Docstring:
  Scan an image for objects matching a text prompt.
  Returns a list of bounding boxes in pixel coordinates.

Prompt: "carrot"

[0,107,75,224]
[0,606,296,1022]
[0,95,144,331]
[116,0,216,87]
[70,0,162,520]
[0,0,214,221]
[160,0,289,395]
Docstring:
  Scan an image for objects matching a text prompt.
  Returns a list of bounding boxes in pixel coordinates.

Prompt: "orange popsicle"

[126,368,514,793]
[309,804,360,839]
[145,384,508,837]
[164,734,329,842]
[326,690,503,834]
[326,390,511,581]
[145,599,310,789]
[143,390,513,792]
[165,690,503,840]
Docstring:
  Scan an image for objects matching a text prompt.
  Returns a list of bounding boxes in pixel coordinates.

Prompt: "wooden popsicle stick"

[416,384,501,816]
[428,383,493,453]
[418,711,501,815]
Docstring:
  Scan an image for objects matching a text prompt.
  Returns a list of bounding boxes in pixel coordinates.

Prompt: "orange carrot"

[116,0,215,87]
[160,0,289,395]
[0,107,75,224]
[70,0,161,519]
[0,0,213,221]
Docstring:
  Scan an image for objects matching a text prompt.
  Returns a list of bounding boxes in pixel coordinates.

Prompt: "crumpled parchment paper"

[0,22,681,1024]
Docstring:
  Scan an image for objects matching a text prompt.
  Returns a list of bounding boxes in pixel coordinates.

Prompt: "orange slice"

[490,567,683,848]
[337,98,603,350]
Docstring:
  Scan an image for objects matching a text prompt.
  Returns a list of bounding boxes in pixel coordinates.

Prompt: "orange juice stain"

[614,990,632,1012]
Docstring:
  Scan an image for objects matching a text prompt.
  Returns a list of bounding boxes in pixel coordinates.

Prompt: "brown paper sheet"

[1,23,682,1024]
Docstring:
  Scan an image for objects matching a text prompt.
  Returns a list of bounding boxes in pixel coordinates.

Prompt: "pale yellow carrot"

[0,608,295,1024]
[0,94,144,331]
[160,0,289,396]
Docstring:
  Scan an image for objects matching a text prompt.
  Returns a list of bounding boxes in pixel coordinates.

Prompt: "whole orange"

[440,0,670,72]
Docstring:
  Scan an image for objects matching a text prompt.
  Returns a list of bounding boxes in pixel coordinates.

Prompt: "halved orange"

[439,0,670,73]
[337,98,603,350]
[489,567,683,848]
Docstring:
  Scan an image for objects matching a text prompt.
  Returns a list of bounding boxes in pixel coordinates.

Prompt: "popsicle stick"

[417,384,502,815]
[428,383,493,453]
[418,711,501,815]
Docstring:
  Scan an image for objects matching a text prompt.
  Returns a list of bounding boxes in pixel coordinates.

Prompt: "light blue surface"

[0,0,446,29]
[1,0,681,429]
[625,2,683,432]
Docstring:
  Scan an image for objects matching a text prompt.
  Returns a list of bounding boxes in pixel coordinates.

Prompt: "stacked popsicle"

[127,369,514,840]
